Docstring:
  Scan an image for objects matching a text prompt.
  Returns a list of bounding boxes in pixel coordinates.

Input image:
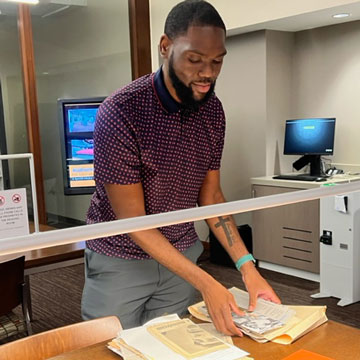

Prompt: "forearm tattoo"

[214,216,235,247]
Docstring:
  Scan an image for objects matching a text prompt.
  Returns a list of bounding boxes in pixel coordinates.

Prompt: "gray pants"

[81,240,203,329]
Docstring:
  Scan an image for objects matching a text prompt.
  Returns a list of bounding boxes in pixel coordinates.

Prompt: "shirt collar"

[153,66,180,114]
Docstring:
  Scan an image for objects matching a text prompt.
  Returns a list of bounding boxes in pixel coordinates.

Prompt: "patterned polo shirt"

[86,67,226,259]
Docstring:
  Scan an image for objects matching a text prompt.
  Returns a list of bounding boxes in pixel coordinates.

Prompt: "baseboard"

[259,261,320,282]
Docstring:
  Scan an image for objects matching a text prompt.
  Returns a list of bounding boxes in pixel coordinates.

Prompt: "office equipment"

[283,118,336,177]
[252,175,360,278]
[272,174,327,182]
[58,97,105,195]
[311,190,360,306]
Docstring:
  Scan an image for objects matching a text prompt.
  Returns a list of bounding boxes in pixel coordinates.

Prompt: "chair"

[0,256,32,341]
[0,315,122,360]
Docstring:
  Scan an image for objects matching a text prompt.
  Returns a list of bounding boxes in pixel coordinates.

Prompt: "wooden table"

[47,320,360,360]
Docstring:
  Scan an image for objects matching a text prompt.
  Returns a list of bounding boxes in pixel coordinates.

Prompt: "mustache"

[193,79,214,85]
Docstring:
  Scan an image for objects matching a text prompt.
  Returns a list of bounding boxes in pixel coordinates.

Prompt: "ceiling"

[228,2,360,36]
[0,0,86,18]
[0,0,360,32]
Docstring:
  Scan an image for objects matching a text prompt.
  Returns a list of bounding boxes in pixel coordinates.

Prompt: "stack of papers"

[188,287,327,344]
[108,314,251,360]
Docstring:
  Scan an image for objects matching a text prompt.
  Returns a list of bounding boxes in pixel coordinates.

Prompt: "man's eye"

[213,59,223,64]
[189,58,201,63]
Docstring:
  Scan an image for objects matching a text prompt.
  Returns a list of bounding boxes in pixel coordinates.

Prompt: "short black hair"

[164,0,226,40]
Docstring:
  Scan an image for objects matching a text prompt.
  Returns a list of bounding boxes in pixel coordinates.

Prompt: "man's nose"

[198,62,216,80]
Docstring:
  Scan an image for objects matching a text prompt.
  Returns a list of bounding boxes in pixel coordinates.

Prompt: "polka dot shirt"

[86,67,226,259]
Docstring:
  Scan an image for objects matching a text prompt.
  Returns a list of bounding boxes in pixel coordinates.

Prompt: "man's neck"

[161,64,181,103]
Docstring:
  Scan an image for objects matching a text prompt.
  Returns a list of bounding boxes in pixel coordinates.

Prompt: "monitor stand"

[292,155,322,177]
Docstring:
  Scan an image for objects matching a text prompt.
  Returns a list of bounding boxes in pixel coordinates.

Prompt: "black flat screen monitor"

[58,97,105,195]
[284,118,336,176]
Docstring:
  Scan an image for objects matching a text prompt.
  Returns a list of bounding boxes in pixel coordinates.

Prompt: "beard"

[168,55,216,112]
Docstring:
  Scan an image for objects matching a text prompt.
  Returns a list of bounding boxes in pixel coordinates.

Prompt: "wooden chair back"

[0,256,25,316]
[0,316,122,360]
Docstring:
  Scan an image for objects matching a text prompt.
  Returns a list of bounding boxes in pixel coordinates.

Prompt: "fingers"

[202,285,244,336]
[212,304,243,337]
[248,291,257,312]
[229,302,244,317]
[259,291,281,304]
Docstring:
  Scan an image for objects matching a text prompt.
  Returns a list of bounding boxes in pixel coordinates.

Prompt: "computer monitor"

[58,97,106,195]
[284,118,336,176]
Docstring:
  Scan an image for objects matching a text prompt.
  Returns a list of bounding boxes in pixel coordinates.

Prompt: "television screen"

[284,118,336,155]
[58,97,105,195]
[67,107,97,133]
[70,139,94,160]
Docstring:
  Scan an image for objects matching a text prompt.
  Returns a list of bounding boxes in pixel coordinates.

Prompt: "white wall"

[291,21,360,166]
[195,31,267,239]
[266,31,294,175]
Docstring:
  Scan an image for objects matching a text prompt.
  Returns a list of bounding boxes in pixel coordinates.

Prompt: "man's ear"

[159,34,171,59]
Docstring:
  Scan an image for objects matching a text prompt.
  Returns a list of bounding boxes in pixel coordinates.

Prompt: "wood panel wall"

[128,0,152,79]
[18,4,47,225]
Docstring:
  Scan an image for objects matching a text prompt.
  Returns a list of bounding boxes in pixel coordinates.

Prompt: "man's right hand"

[200,279,244,336]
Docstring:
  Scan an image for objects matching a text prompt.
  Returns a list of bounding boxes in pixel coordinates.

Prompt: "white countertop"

[251,174,360,189]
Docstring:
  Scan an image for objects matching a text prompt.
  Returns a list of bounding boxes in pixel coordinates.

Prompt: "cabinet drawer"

[252,184,320,273]
[281,246,319,273]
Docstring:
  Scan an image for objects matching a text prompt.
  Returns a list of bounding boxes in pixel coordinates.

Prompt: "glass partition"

[0,3,30,203]
[31,0,132,227]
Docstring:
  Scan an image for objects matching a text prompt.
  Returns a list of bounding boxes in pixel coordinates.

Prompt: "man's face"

[161,26,226,109]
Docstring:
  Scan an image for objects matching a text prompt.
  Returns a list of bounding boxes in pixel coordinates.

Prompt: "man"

[82,0,280,336]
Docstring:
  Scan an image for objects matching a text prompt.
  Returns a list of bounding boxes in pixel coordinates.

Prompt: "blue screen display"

[67,108,98,133]
[284,118,335,155]
[70,139,94,160]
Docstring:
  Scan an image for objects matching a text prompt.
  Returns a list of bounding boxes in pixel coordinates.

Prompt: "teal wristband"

[235,254,255,271]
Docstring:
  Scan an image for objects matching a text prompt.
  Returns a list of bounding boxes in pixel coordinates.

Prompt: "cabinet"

[252,184,320,273]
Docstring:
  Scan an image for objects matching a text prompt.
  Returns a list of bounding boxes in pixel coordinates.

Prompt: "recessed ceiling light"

[332,13,351,19]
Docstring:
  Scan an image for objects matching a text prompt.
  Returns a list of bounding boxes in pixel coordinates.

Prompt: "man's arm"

[105,182,243,336]
[198,169,281,310]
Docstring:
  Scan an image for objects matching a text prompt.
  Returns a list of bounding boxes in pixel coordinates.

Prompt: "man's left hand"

[240,261,281,311]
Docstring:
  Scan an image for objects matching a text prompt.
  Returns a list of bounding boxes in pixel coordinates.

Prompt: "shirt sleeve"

[208,101,226,171]
[93,97,142,185]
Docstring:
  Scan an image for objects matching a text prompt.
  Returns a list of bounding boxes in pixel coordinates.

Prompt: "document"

[147,319,229,359]
[189,287,294,337]
[188,287,327,344]
[108,314,250,360]
[196,323,233,345]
